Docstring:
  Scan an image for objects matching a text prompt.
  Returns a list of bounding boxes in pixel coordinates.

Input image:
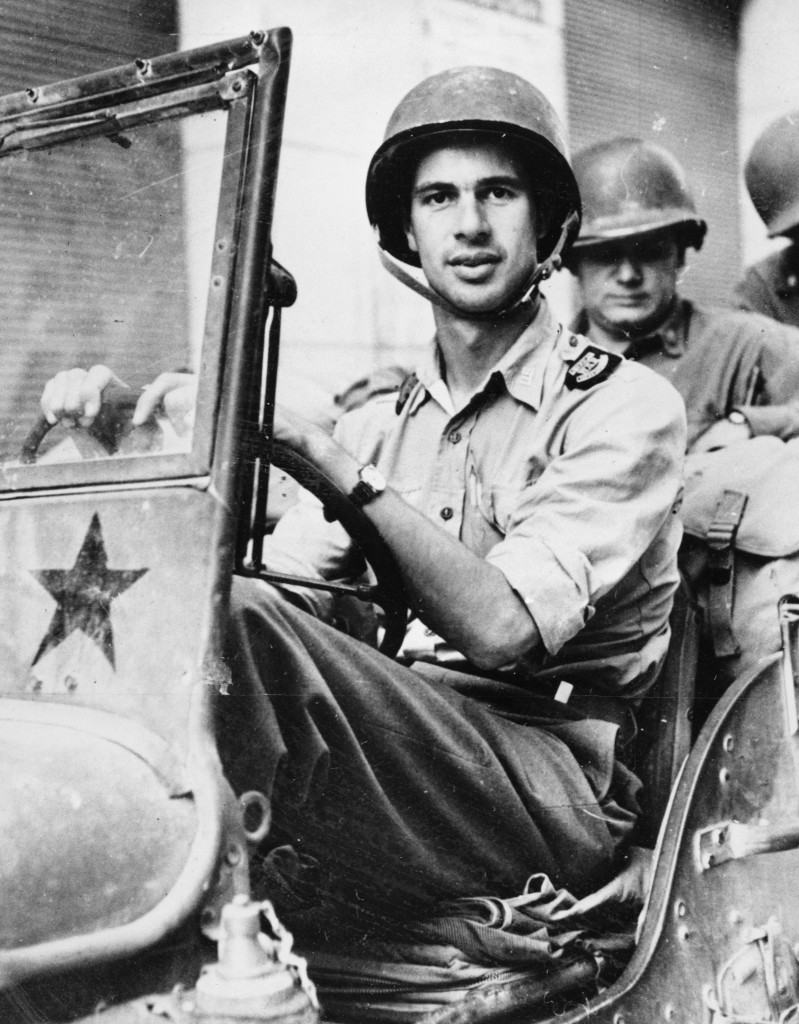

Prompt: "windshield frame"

[0,47,260,493]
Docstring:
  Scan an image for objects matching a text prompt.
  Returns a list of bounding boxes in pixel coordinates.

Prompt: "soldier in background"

[735,110,799,326]
[565,137,799,454]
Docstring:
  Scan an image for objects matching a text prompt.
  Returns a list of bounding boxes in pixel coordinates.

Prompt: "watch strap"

[350,479,378,508]
[348,464,386,507]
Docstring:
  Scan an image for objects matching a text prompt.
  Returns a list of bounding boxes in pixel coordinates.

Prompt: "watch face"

[360,464,386,492]
[728,411,746,425]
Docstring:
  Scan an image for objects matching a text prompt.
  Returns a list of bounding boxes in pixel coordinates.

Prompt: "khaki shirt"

[266,300,686,700]
[734,247,799,330]
[574,299,799,451]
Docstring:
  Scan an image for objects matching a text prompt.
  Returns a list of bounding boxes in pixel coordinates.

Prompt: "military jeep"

[0,28,798,1024]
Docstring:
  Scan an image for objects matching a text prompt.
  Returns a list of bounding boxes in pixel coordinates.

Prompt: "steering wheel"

[256,440,409,658]
[20,385,162,464]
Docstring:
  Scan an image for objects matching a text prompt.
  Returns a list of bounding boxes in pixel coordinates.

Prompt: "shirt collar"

[629,299,688,359]
[411,299,562,416]
[571,298,689,360]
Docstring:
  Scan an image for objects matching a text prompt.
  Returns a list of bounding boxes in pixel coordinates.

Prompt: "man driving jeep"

[40,68,685,934]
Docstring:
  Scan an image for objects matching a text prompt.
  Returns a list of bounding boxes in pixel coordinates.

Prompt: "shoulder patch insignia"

[395,372,420,414]
[565,345,622,390]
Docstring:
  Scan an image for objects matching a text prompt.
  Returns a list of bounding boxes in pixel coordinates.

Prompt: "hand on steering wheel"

[26,367,145,463]
[24,366,198,463]
[40,365,123,429]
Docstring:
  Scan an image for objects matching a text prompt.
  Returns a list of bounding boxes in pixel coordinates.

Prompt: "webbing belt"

[706,489,748,658]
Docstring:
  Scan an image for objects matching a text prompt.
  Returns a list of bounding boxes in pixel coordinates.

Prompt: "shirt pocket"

[467,474,526,536]
[488,486,529,535]
[465,450,539,539]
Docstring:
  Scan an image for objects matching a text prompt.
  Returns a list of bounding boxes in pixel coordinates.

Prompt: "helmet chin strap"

[378,211,579,322]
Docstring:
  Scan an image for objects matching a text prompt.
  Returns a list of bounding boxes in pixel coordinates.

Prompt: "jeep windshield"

[0,47,258,491]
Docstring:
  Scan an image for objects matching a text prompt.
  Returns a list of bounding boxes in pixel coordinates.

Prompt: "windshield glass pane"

[0,106,226,474]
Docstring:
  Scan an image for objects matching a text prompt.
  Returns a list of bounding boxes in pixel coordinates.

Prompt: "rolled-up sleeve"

[486,369,686,655]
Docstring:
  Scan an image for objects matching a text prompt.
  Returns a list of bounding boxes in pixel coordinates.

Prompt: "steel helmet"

[569,137,706,252]
[745,110,799,237]
[365,66,581,269]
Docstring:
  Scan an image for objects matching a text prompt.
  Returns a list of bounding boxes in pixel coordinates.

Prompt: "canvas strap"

[706,489,748,658]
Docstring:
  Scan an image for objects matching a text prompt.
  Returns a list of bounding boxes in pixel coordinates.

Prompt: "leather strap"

[706,489,748,658]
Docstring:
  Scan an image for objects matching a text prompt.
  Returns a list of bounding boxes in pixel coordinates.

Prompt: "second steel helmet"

[365,66,581,269]
[745,110,799,237]
[570,138,706,252]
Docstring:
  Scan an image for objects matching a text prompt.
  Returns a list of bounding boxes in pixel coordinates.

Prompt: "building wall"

[0,0,176,88]
[0,1,184,421]
[738,0,799,267]
[0,2,779,395]
[563,0,741,313]
[178,0,570,393]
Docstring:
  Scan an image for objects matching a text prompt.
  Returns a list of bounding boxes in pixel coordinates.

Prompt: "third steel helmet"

[745,110,799,237]
[570,138,706,252]
[365,66,581,269]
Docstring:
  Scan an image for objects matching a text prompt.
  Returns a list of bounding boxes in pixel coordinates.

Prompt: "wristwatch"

[727,409,749,428]
[349,463,387,507]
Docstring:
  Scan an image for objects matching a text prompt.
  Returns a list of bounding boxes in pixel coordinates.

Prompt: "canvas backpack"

[679,437,799,688]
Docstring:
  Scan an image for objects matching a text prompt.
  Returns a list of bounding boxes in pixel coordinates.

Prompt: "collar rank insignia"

[565,345,622,391]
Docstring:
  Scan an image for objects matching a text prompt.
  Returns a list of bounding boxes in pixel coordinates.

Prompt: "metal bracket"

[697,819,799,871]
[779,594,799,736]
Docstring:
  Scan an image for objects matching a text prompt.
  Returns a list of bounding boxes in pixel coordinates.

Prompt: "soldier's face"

[573,231,683,337]
[405,140,542,315]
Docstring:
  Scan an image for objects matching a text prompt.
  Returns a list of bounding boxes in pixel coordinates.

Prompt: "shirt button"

[449,431,462,444]
[569,336,579,347]
[440,507,454,521]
